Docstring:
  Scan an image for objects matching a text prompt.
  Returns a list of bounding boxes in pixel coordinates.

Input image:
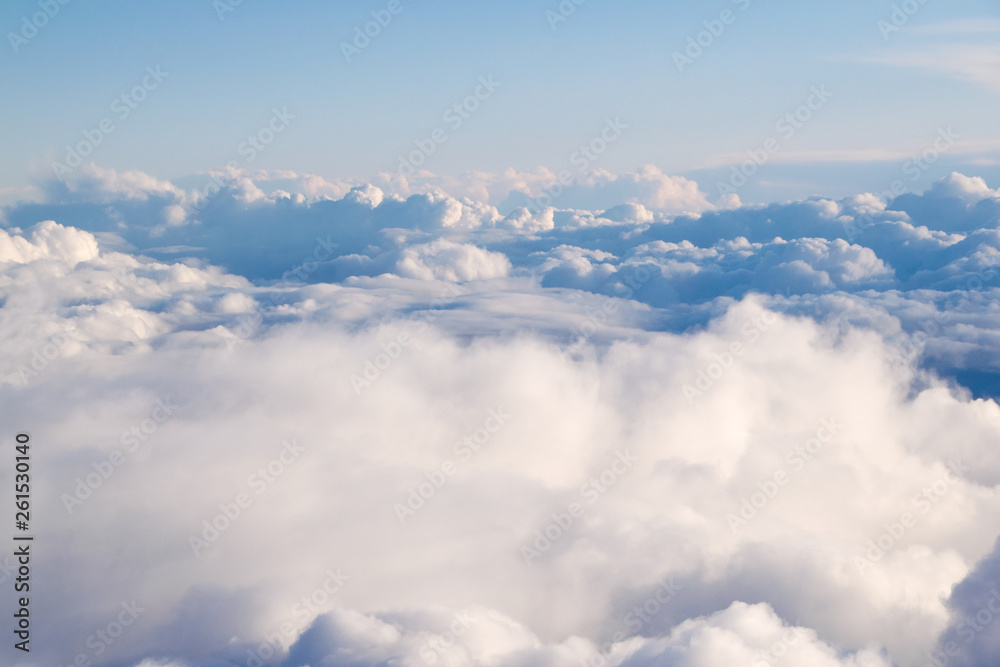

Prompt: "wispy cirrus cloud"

[863,44,1000,93]
[906,18,1000,35]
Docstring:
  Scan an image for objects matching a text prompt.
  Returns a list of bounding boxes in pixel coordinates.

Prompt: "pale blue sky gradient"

[2,0,999,203]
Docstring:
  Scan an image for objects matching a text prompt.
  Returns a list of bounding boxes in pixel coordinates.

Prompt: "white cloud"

[44,163,185,203]
[395,239,512,281]
[865,45,1000,93]
[0,219,99,266]
[2,168,1000,667]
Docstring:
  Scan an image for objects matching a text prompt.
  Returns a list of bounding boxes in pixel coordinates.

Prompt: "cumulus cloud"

[1,167,1000,667]
[280,602,891,667]
[395,239,511,281]
[369,165,714,217]
[41,163,185,204]
[0,219,99,265]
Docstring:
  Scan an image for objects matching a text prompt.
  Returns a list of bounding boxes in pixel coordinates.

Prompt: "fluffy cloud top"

[1,166,999,667]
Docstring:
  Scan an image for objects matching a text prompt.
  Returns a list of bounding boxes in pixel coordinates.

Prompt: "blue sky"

[7,4,1000,667]
[2,0,999,204]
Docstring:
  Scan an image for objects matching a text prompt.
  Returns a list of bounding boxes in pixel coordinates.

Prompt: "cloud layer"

[1,166,999,667]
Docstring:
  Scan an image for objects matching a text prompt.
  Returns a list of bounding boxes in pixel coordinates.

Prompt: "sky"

[2,0,1000,204]
[2,2,1000,667]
